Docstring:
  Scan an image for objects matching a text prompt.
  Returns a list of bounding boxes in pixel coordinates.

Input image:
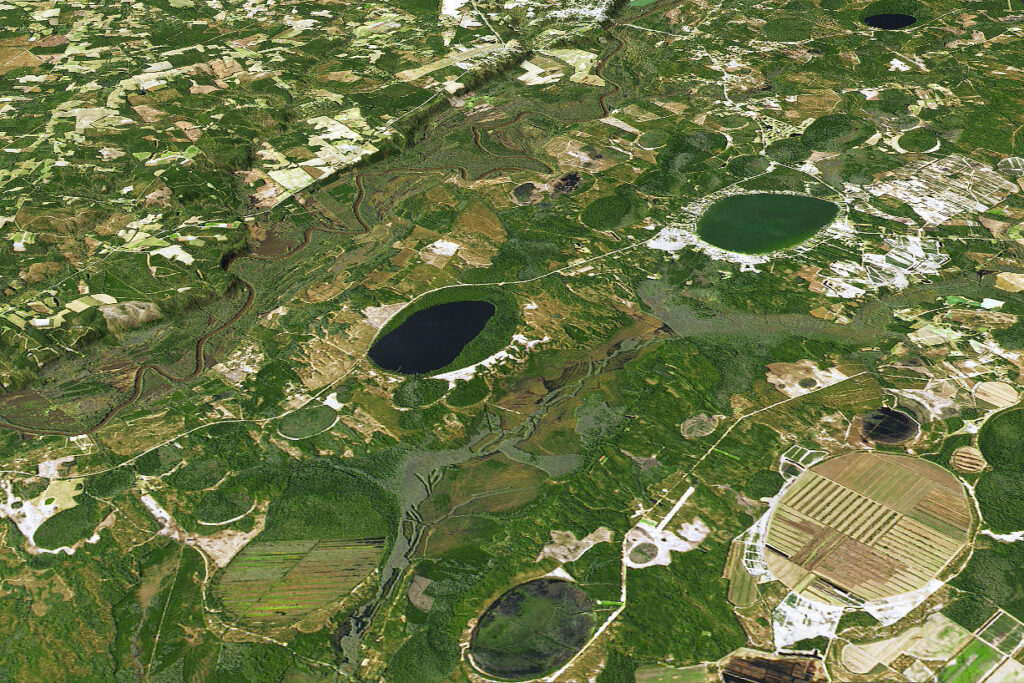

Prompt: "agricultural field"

[765,452,971,603]
[635,664,707,682]
[978,611,1024,657]
[935,639,1004,683]
[217,538,383,626]
[0,0,1021,679]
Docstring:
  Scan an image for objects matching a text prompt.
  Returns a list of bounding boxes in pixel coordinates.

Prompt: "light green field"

[935,639,1003,683]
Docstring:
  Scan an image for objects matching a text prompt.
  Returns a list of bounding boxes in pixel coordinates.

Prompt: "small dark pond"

[864,13,916,29]
[861,407,919,444]
[470,578,595,680]
[512,182,537,201]
[552,172,581,195]
[369,300,495,375]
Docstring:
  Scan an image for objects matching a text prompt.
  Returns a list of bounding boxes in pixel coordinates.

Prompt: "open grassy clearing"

[276,404,337,439]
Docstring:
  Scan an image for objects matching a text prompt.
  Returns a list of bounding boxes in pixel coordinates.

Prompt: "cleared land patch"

[841,612,971,674]
[217,538,382,626]
[765,452,971,604]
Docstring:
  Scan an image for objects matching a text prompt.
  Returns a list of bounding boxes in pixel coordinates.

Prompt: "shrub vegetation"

[394,378,448,407]
[802,114,874,152]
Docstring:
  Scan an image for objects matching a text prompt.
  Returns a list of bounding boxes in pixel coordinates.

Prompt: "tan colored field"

[841,613,972,674]
[974,381,1019,408]
[765,452,971,603]
[724,541,759,607]
[951,446,987,474]
[218,538,382,625]
[636,663,706,683]
[989,658,1024,682]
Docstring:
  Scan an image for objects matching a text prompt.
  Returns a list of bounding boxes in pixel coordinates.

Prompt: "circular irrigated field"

[469,578,595,680]
[764,452,971,604]
[696,193,839,254]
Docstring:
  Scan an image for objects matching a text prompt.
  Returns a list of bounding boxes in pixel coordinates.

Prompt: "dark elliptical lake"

[470,578,595,680]
[696,193,839,254]
[863,13,917,29]
[368,299,495,374]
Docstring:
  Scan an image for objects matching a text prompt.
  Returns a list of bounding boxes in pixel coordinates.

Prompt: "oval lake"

[863,13,917,29]
[470,578,595,680]
[696,193,839,254]
[368,300,495,375]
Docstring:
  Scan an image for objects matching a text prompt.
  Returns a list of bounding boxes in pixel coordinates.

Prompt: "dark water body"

[470,578,595,679]
[864,13,916,29]
[861,407,919,444]
[368,300,495,374]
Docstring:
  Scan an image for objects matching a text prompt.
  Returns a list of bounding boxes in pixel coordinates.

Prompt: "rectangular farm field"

[980,612,1024,656]
[936,639,1004,683]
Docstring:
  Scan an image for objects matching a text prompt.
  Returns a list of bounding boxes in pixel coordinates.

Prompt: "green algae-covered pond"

[696,193,839,254]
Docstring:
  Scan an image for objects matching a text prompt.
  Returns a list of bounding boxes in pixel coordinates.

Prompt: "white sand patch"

[151,244,194,265]
[773,591,844,650]
[141,494,268,568]
[433,334,549,387]
[983,529,1024,543]
[623,516,710,569]
[424,239,459,256]
[647,226,695,252]
[517,60,563,85]
[211,342,264,384]
[420,239,460,267]
[544,567,577,582]
[765,360,848,398]
[0,478,84,544]
[441,0,469,18]
[542,48,604,86]
[37,456,76,479]
[363,302,407,329]
[536,527,613,563]
[862,579,943,626]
